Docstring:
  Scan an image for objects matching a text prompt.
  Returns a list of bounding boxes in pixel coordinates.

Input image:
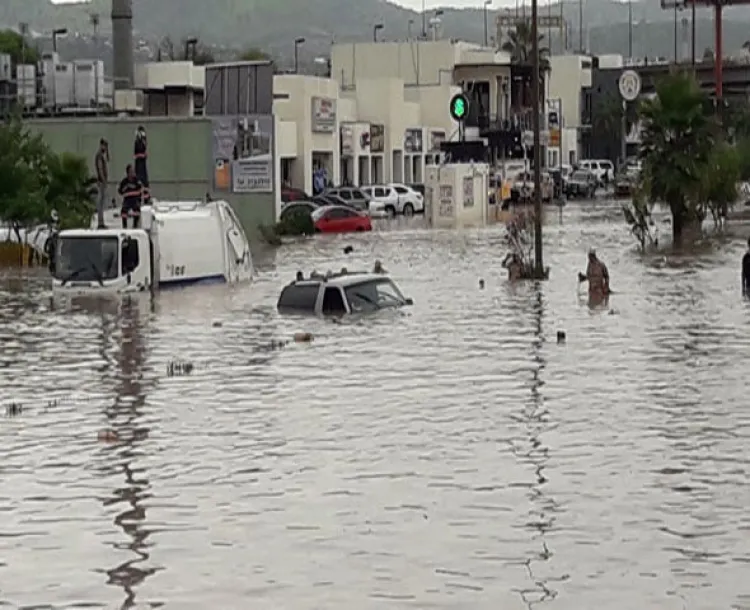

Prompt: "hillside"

[2,0,750,66]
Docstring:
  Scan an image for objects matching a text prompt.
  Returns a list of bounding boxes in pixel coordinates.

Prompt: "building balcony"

[471,109,544,134]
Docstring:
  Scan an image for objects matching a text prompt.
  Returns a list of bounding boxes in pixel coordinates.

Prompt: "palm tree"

[500,22,550,70]
[638,71,716,245]
[501,22,549,110]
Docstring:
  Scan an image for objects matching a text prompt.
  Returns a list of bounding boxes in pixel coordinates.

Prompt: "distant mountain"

[3,0,750,67]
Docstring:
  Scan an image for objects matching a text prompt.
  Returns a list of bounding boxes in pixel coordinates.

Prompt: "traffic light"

[449,93,469,122]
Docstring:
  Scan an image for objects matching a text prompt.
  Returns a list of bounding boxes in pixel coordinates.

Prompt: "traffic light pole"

[531,0,545,279]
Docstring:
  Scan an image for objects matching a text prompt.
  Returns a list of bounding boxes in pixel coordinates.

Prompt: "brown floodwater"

[1,200,749,609]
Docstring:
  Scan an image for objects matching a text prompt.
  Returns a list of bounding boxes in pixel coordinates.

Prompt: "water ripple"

[0,202,749,609]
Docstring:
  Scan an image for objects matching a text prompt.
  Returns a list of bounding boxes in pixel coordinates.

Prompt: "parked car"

[312,194,347,208]
[564,170,598,199]
[579,159,615,186]
[281,187,309,203]
[361,184,424,216]
[277,270,413,316]
[280,201,318,223]
[614,173,636,198]
[324,187,372,212]
[312,205,372,233]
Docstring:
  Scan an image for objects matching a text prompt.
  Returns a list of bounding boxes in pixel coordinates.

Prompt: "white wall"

[273,75,340,194]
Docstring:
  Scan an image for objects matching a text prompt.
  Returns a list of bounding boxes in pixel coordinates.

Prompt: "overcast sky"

[396,0,517,8]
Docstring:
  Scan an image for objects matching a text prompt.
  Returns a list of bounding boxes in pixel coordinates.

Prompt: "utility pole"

[531,0,544,277]
[90,12,99,112]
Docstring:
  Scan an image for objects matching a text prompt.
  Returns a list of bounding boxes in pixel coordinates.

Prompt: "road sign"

[449,93,469,122]
[618,69,642,101]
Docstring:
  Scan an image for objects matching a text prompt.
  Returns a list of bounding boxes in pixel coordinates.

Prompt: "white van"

[579,159,615,185]
[51,200,253,296]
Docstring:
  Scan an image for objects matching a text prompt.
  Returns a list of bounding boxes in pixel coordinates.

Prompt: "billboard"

[211,115,273,193]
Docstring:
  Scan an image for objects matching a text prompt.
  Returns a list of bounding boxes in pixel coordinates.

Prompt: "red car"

[312,205,372,233]
[281,187,309,203]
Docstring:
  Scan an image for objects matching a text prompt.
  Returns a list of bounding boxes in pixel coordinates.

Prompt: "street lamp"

[408,19,414,39]
[294,37,305,74]
[484,0,492,47]
[373,23,384,42]
[52,27,67,53]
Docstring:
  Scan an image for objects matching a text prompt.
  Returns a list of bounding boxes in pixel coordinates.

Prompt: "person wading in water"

[578,249,610,302]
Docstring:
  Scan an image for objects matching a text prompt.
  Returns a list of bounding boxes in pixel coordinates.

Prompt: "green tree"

[696,140,739,228]
[500,21,549,68]
[0,29,39,65]
[637,71,716,246]
[0,116,95,243]
[238,47,271,61]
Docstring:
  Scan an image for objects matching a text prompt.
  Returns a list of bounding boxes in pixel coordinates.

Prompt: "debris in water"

[557,331,566,344]
[167,361,194,376]
[98,429,119,443]
[294,332,313,343]
[5,403,22,416]
[479,279,485,289]
[343,246,354,254]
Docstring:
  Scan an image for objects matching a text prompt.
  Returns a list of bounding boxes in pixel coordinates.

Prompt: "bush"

[0,115,95,243]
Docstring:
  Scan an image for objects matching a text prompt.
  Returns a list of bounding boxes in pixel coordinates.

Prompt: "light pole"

[531,0,544,276]
[52,27,67,53]
[628,0,633,59]
[293,37,305,73]
[484,0,492,47]
[422,0,426,37]
[90,13,100,110]
[373,23,384,42]
[19,22,28,109]
[408,18,414,39]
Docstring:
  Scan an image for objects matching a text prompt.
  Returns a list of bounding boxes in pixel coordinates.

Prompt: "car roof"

[285,271,391,288]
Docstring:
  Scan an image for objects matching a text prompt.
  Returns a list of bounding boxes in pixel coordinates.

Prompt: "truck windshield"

[344,279,406,313]
[54,236,119,282]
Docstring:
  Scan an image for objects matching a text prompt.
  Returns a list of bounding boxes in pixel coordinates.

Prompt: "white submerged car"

[50,199,253,296]
[360,184,424,217]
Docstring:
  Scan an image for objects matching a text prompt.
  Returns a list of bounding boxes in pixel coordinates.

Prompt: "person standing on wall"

[118,164,143,229]
[94,138,109,229]
[134,125,150,204]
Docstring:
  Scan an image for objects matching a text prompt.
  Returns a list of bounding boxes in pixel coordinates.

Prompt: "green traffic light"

[450,94,468,121]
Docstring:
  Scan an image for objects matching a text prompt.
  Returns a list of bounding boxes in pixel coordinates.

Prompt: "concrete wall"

[26,116,276,238]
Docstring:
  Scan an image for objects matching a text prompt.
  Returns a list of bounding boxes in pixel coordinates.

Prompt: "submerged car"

[312,205,372,233]
[277,270,413,316]
[564,170,598,199]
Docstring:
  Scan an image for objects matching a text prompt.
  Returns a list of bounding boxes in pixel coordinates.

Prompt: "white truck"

[50,199,253,295]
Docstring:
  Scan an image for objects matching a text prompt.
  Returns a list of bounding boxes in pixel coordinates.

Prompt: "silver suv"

[324,187,371,212]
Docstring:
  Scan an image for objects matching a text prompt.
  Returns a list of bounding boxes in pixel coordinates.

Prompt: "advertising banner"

[211,115,273,193]
[370,124,385,153]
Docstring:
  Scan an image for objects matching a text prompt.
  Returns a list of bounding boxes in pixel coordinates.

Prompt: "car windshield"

[344,278,406,313]
[54,236,119,282]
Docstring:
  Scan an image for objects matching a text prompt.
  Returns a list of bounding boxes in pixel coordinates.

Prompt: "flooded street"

[1,201,750,609]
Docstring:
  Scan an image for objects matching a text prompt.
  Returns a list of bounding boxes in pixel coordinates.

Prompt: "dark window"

[327,207,356,219]
[394,186,408,194]
[351,189,368,200]
[337,190,352,200]
[374,187,385,197]
[277,284,319,311]
[281,204,313,221]
[122,238,139,273]
[322,287,347,315]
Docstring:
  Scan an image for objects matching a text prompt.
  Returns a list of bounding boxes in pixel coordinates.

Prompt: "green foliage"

[697,141,739,227]
[622,182,656,251]
[0,29,39,65]
[0,116,95,239]
[636,71,717,245]
[159,36,215,65]
[239,47,271,61]
[736,137,750,181]
[258,209,315,245]
[500,22,550,69]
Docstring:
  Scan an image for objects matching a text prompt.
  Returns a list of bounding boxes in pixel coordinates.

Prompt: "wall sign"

[311,97,336,132]
[341,124,354,155]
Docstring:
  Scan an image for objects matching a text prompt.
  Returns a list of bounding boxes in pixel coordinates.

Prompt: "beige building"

[546,55,593,166]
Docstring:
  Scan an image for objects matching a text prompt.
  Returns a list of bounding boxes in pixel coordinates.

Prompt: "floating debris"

[557,331,566,344]
[167,360,194,376]
[343,246,354,254]
[5,402,22,416]
[98,429,119,443]
[479,279,485,289]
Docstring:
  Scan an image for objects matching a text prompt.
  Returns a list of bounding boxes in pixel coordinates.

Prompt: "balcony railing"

[469,109,544,133]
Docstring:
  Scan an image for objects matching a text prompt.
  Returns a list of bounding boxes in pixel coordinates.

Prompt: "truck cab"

[50,227,153,294]
[51,200,253,296]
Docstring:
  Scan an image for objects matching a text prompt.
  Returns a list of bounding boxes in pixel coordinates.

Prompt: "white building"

[546,55,593,166]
